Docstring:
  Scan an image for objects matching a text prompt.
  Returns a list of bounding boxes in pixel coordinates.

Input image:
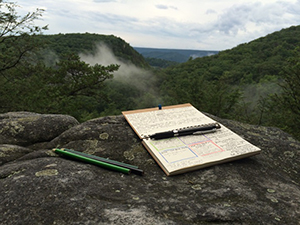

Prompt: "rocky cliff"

[0,111,299,224]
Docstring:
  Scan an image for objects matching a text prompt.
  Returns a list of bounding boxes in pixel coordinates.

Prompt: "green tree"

[280,48,300,117]
[0,2,121,121]
[0,0,47,72]
[275,47,300,139]
[0,0,47,112]
[1,54,119,120]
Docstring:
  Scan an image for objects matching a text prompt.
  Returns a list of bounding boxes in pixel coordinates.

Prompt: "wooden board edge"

[122,103,192,115]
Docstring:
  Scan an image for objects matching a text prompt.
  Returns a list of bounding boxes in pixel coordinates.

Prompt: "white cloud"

[206,9,217,14]
[93,0,117,2]
[155,4,178,10]
[15,0,300,50]
[155,4,169,10]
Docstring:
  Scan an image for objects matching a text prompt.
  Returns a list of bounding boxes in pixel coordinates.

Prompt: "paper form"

[124,104,261,175]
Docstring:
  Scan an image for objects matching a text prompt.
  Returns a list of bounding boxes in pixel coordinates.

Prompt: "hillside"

[36,33,149,68]
[1,28,300,140]
[134,47,218,63]
[159,25,300,139]
[162,25,300,85]
[1,33,154,122]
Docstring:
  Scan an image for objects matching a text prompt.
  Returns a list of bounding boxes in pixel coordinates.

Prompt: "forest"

[1,1,299,140]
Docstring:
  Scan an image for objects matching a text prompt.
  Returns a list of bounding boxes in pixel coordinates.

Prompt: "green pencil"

[61,148,144,175]
[53,148,131,174]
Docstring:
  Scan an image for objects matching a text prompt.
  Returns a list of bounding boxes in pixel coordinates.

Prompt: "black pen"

[149,123,221,140]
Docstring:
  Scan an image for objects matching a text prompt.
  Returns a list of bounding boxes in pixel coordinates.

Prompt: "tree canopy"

[158,26,300,139]
[0,0,48,72]
[1,1,300,140]
[0,1,119,121]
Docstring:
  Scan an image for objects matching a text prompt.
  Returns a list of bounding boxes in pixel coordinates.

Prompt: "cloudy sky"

[17,0,300,50]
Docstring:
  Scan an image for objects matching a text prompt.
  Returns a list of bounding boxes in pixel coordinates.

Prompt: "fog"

[79,43,155,92]
[79,43,163,108]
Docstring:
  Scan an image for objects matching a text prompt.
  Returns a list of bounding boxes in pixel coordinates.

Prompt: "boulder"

[0,111,79,146]
[0,112,299,224]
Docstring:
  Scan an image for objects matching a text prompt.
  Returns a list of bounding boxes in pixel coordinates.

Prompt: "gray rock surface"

[0,112,299,224]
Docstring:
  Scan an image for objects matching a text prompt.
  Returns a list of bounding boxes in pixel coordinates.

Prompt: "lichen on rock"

[0,112,299,224]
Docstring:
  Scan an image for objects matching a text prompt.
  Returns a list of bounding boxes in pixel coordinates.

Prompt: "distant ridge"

[134,47,219,63]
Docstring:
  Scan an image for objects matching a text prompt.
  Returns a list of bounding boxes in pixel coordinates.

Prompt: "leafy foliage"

[1,1,300,139]
[279,48,300,118]
[36,33,149,68]
[158,26,300,139]
[0,2,119,121]
[144,57,179,68]
[268,47,300,139]
[0,1,47,72]
[0,54,119,120]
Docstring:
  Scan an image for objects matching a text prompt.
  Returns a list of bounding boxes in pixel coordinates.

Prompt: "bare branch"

[0,1,47,72]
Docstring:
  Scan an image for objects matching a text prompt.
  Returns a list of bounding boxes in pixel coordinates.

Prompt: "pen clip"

[193,128,217,135]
